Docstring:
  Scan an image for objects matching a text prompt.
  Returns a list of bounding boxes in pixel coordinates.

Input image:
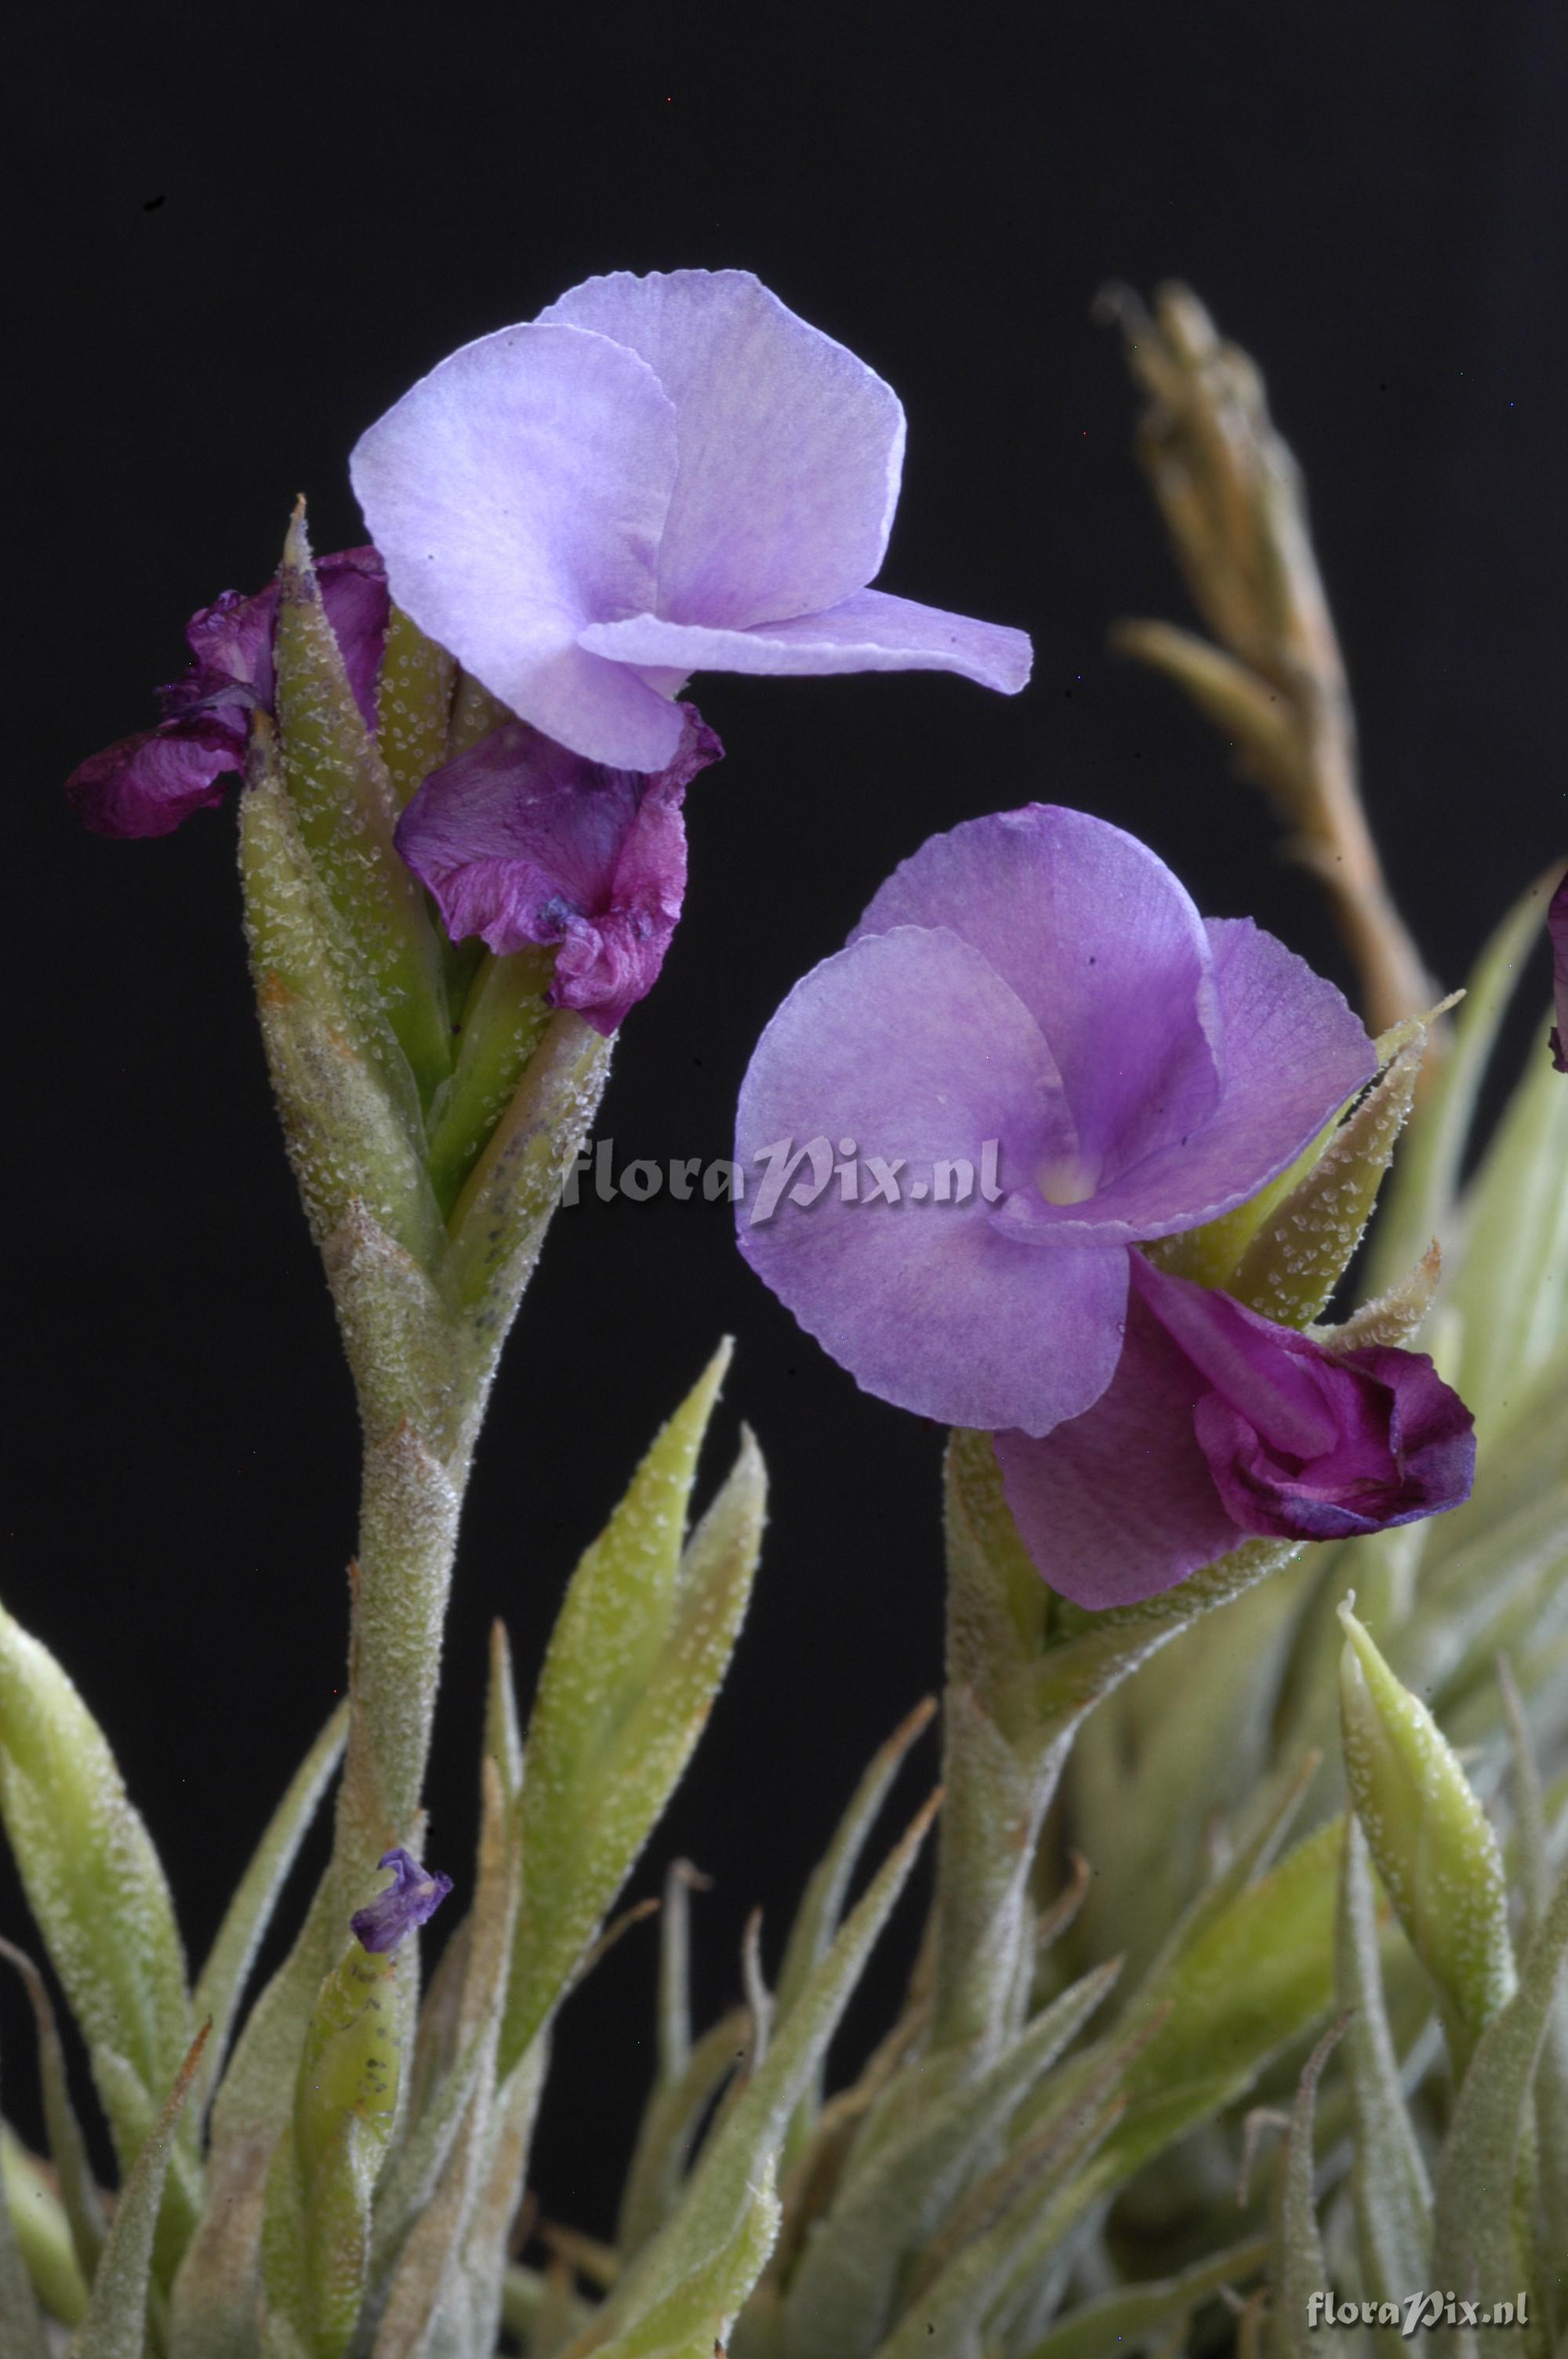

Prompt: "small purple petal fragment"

[1548,871,1567,1073]
[396,703,722,1033]
[998,1256,1474,1610]
[66,546,388,837]
[350,1846,454,1954]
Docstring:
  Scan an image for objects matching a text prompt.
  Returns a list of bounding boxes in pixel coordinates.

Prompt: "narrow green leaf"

[0,2126,55,2357]
[1338,1603,1514,2078]
[239,724,445,1270]
[1011,2236,1267,2359]
[617,2006,750,2261]
[374,604,456,810]
[0,1601,191,2171]
[1367,864,1564,1297]
[1267,2019,1351,2359]
[0,1941,106,2287]
[191,1702,348,2124]
[1429,1852,1568,2304]
[1334,1818,1432,2301]
[775,1696,935,2168]
[441,1007,614,1383]
[274,510,452,1103]
[780,1958,1120,2359]
[425,947,557,1219]
[501,1355,759,2071]
[593,2172,779,2359]
[69,2025,207,2359]
[579,1796,938,2357]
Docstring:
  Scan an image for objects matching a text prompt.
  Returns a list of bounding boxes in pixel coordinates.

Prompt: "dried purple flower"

[396,703,723,1032]
[350,270,1032,772]
[350,1846,454,1955]
[66,549,388,838]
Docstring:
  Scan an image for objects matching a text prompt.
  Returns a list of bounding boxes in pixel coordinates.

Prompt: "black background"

[6,1,1566,2239]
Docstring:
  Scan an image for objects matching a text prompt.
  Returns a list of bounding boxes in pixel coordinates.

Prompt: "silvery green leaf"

[319,1208,465,1457]
[1338,1603,1515,2077]
[374,605,456,812]
[1334,1819,1431,2308]
[774,1697,935,2170]
[439,1009,614,1394]
[500,1350,759,2072]
[1446,1020,1568,1439]
[424,948,557,1220]
[585,1796,938,2356]
[780,1957,1120,2359]
[239,725,445,1271]
[426,2048,546,2359]
[591,2172,780,2359]
[1428,1851,1568,2306]
[0,1602,191,2179]
[191,1702,349,2126]
[617,2007,750,2262]
[0,2125,56,2357]
[1366,865,1563,1297]
[0,1940,107,2288]
[69,2026,207,2359]
[171,1874,342,2359]
[1010,2235,1268,2359]
[273,511,452,1105]
[1134,1741,1325,2000]
[1266,2019,1350,2359]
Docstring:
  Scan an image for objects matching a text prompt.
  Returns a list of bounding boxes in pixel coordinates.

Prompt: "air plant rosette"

[2,271,1563,2357]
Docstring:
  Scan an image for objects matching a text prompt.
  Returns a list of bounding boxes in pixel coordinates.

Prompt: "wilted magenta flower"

[995,1255,1474,1608]
[350,1847,454,1954]
[350,269,1033,773]
[1549,871,1567,1073]
[738,805,1379,1437]
[396,705,722,1033]
[66,550,387,838]
[735,802,1474,1602]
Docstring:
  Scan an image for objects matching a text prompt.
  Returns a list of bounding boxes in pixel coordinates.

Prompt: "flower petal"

[350,1846,454,1955]
[540,270,906,631]
[65,711,249,838]
[1011,915,1377,1244]
[735,923,1127,1434]
[396,706,721,1032]
[580,584,1031,696]
[996,1289,1240,1610]
[854,806,1222,1190]
[350,322,685,767]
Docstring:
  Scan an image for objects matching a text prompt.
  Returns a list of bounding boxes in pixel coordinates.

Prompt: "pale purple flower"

[350,1847,454,1954]
[735,802,1474,1601]
[66,549,388,837]
[1549,871,1567,1074]
[396,704,723,1032]
[995,1255,1473,1608]
[738,805,1379,1436]
[349,269,1033,774]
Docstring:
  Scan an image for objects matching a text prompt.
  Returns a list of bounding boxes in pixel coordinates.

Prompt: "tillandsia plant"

[1,266,1562,2359]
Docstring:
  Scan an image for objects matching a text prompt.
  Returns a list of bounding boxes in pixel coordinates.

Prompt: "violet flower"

[350,1846,454,1955]
[350,269,1033,773]
[994,1255,1474,1608]
[66,549,388,838]
[1549,871,1567,1074]
[735,803,1473,1602]
[396,704,723,1034]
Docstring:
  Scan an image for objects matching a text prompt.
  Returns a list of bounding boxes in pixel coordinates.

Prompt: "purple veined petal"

[396,706,721,1033]
[350,1846,454,1955]
[853,807,1223,1194]
[65,709,249,838]
[735,922,1129,1435]
[580,586,1032,696]
[1548,871,1567,1073]
[318,547,391,729]
[350,322,688,769]
[540,270,906,631]
[995,1285,1240,1610]
[1007,915,1377,1245]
